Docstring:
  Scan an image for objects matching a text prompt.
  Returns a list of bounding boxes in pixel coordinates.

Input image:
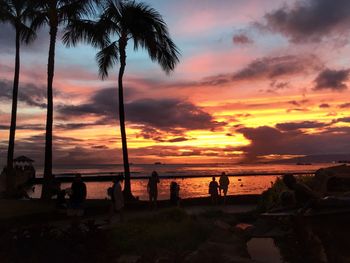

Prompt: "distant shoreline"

[32,171,315,183]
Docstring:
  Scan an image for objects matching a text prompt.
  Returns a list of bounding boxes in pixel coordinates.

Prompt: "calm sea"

[29,163,334,200]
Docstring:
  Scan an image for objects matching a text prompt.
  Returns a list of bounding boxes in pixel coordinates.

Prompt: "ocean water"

[39,163,331,177]
[28,163,334,200]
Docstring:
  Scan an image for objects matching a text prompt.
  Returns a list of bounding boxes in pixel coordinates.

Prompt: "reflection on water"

[247,238,282,263]
[35,163,332,177]
[268,216,350,263]
[28,175,278,200]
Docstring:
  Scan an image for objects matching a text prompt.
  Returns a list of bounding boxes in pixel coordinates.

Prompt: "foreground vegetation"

[0,208,214,263]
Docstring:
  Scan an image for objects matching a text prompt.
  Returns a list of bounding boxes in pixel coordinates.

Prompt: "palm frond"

[29,9,47,31]
[63,19,109,48]
[119,1,180,73]
[103,0,122,24]
[18,21,36,44]
[0,0,37,44]
[96,41,119,79]
[58,0,96,23]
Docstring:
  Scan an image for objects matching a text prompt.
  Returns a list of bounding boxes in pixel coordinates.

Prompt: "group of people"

[54,174,87,216]
[54,171,232,221]
[107,171,181,221]
[209,172,230,205]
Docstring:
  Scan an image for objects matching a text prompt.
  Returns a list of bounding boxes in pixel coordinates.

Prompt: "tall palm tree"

[0,0,36,191]
[63,0,180,199]
[30,0,96,199]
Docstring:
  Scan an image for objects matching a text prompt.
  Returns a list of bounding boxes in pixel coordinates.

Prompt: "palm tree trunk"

[6,28,20,192]
[118,37,133,200]
[41,25,57,199]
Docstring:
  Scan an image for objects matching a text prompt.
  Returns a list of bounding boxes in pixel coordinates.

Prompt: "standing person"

[69,174,87,216]
[219,172,230,204]
[170,181,180,206]
[209,176,219,205]
[147,171,160,209]
[108,175,124,223]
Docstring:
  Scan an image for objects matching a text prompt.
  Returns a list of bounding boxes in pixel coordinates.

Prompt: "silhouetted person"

[282,174,319,209]
[170,181,180,206]
[56,189,67,209]
[15,185,31,199]
[209,176,219,205]
[219,172,230,204]
[70,174,87,214]
[108,175,124,222]
[147,171,160,209]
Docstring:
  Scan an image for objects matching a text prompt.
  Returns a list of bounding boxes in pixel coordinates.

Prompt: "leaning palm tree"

[63,0,180,199]
[0,0,36,191]
[30,0,96,199]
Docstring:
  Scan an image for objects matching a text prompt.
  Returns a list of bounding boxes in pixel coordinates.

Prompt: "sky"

[1,0,350,166]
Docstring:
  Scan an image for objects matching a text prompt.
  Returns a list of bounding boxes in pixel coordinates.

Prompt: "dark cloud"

[0,80,46,108]
[288,99,309,107]
[165,54,321,89]
[232,55,320,81]
[259,0,350,43]
[57,88,226,138]
[314,69,350,91]
[0,134,86,166]
[167,137,189,143]
[238,125,350,161]
[0,124,44,131]
[319,103,330,108]
[266,80,290,92]
[339,103,350,108]
[91,145,108,149]
[126,99,224,131]
[134,126,189,143]
[275,121,329,131]
[232,33,253,45]
[337,117,350,123]
[286,108,309,113]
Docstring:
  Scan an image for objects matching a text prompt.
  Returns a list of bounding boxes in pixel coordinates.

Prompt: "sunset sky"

[1,0,350,166]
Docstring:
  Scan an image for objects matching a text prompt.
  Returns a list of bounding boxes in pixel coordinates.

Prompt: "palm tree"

[63,0,180,199]
[30,0,96,199]
[0,0,36,191]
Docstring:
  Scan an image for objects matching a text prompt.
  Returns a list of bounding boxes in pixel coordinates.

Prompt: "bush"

[111,208,210,256]
[256,175,315,212]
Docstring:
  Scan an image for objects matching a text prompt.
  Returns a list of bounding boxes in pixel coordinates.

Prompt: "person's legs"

[211,195,215,205]
[108,201,114,223]
[119,208,124,222]
[223,188,228,205]
[149,193,153,207]
[154,191,158,209]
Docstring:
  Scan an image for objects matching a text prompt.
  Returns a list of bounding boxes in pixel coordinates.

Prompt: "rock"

[214,219,231,231]
[234,223,253,231]
[184,240,253,263]
[118,255,141,263]
[155,257,172,263]
[185,249,256,263]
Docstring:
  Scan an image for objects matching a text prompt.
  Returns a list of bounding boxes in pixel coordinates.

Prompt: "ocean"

[29,163,334,200]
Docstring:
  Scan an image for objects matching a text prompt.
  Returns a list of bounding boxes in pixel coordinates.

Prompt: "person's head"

[113,174,124,184]
[112,177,118,184]
[221,172,226,176]
[151,171,158,177]
[75,173,82,182]
[118,173,124,183]
[282,174,297,189]
[212,176,216,181]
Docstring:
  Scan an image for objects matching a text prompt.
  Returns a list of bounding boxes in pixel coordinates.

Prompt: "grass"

[110,208,211,256]
[0,207,213,262]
